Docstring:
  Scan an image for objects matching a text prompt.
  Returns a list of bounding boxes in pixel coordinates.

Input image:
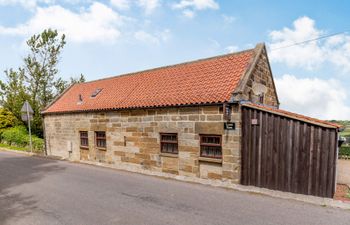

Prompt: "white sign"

[21,101,34,114]
[21,114,33,121]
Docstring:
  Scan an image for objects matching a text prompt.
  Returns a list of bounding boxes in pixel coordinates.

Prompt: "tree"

[21,29,67,137]
[0,108,20,130]
[54,73,86,94]
[24,29,66,108]
[0,68,29,120]
[1,29,86,137]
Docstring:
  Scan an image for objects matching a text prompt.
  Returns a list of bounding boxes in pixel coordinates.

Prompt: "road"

[0,151,349,225]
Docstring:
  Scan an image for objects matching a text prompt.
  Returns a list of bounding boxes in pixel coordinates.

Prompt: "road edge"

[1,147,349,210]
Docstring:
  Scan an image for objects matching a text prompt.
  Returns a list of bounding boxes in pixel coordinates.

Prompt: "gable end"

[231,43,280,107]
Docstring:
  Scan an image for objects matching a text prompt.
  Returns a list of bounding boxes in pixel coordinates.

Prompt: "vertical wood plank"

[304,125,311,195]
[278,118,285,191]
[326,130,336,197]
[247,108,253,185]
[266,113,274,190]
[241,107,247,185]
[286,119,293,192]
[240,106,338,198]
[292,121,300,193]
[250,110,257,185]
[260,112,268,187]
[311,127,319,195]
[320,129,329,197]
[331,131,338,196]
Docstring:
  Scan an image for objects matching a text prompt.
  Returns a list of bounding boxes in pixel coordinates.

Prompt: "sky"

[0,0,349,120]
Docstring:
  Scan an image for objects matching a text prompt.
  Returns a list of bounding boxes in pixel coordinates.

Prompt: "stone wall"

[240,48,279,107]
[44,105,242,183]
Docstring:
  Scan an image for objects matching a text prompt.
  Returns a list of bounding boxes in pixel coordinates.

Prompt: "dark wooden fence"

[241,106,338,198]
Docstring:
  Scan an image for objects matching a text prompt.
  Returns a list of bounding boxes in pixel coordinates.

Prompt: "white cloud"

[226,45,239,53]
[222,14,235,24]
[182,9,195,18]
[172,0,219,18]
[110,0,130,10]
[0,2,124,43]
[275,74,350,120]
[173,0,218,10]
[134,29,171,45]
[269,16,350,73]
[110,0,160,14]
[208,38,220,49]
[137,0,160,15]
[0,0,54,9]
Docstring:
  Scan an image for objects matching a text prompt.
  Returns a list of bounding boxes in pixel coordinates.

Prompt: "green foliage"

[0,108,20,130]
[54,74,86,94]
[2,126,29,146]
[339,146,350,156]
[32,136,44,151]
[1,126,44,152]
[0,29,86,138]
[25,29,66,108]
[0,68,29,120]
[24,29,67,137]
[0,143,27,151]
[330,121,350,136]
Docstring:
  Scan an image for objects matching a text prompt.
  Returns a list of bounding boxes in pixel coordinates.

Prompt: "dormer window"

[91,88,102,98]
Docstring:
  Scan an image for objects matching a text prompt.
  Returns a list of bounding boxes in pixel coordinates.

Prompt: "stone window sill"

[160,152,178,158]
[97,147,107,151]
[199,157,222,164]
[80,146,89,150]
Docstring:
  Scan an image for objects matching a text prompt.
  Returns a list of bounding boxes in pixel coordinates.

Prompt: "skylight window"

[91,88,102,98]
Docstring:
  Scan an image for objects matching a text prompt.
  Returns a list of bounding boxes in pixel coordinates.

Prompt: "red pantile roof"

[242,102,341,129]
[43,48,256,114]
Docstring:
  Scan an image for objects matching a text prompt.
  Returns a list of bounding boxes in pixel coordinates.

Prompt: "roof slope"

[242,102,341,129]
[43,47,257,114]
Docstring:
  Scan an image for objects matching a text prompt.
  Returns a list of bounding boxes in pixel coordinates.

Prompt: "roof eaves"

[241,102,340,129]
[262,44,280,106]
[231,43,265,98]
[41,83,76,115]
[42,101,228,115]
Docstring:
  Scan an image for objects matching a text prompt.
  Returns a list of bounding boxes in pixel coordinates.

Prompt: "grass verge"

[0,143,28,151]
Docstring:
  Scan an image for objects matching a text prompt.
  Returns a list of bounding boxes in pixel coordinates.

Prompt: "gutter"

[41,102,229,116]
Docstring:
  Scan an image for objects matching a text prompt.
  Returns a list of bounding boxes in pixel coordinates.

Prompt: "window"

[80,131,89,147]
[160,133,178,154]
[95,131,106,148]
[91,88,102,97]
[200,135,222,159]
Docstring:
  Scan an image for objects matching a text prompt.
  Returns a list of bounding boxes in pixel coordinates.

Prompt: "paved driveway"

[0,151,349,225]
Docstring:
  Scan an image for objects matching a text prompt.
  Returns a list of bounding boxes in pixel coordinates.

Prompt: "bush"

[1,125,44,152]
[339,146,350,156]
[32,136,44,152]
[1,126,28,146]
[0,108,20,130]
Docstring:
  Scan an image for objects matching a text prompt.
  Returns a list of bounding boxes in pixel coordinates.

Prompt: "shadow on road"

[0,152,65,223]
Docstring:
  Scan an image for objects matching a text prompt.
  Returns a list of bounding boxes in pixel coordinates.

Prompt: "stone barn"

[42,43,340,198]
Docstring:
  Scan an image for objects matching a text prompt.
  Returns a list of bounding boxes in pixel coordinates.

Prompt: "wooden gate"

[241,105,338,198]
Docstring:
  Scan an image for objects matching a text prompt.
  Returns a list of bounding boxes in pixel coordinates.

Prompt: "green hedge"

[339,146,350,156]
[0,126,44,152]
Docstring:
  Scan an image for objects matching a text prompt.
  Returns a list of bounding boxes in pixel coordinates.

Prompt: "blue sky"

[0,0,349,119]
